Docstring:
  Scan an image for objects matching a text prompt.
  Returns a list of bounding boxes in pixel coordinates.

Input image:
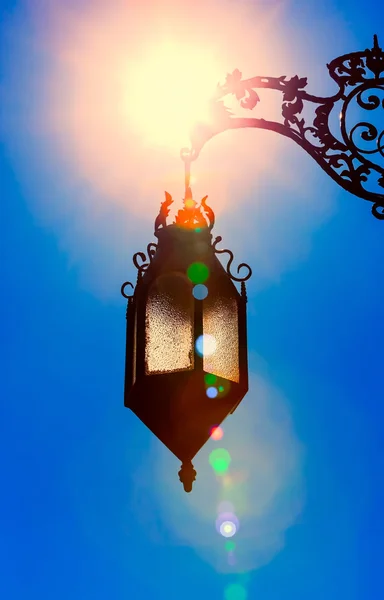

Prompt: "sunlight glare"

[124,41,219,149]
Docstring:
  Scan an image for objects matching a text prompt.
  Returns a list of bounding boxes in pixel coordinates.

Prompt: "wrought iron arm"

[188,35,384,220]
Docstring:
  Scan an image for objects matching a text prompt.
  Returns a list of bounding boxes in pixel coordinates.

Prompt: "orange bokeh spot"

[210,426,224,441]
[185,198,195,209]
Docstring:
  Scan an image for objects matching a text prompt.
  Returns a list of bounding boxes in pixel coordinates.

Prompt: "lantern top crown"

[154,147,215,233]
[154,190,215,233]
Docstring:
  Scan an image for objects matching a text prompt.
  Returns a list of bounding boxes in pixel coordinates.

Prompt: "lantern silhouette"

[121,189,251,491]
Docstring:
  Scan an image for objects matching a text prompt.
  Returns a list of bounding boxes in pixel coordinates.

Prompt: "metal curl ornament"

[372,202,384,220]
[186,34,384,220]
[155,192,173,232]
[132,243,158,274]
[213,236,253,282]
[121,281,134,299]
[340,83,384,166]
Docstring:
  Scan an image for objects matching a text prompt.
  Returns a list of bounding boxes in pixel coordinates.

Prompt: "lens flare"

[193,284,208,300]
[210,425,224,441]
[217,381,231,397]
[220,521,237,538]
[225,540,236,552]
[196,334,217,357]
[224,583,248,600]
[222,474,232,487]
[187,262,209,284]
[228,552,236,566]
[209,448,231,474]
[216,512,239,537]
[206,386,218,398]
[218,500,234,514]
[205,373,217,385]
[185,198,195,209]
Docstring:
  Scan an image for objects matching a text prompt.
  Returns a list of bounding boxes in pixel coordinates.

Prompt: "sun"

[122,40,221,150]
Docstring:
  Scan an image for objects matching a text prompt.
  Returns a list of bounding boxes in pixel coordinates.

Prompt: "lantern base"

[178,460,197,493]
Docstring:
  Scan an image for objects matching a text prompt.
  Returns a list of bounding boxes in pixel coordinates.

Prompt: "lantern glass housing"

[146,273,194,374]
[203,292,239,383]
[121,191,251,492]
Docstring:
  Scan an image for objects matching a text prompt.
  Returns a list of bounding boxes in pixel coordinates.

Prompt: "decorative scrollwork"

[121,281,134,299]
[372,202,384,220]
[223,69,261,110]
[187,35,384,220]
[132,242,158,274]
[201,195,215,231]
[155,192,173,231]
[155,189,216,231]
[340,84,384,166]
[213,236,252,282]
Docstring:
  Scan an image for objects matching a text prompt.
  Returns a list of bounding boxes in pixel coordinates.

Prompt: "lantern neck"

[155,221,212,247]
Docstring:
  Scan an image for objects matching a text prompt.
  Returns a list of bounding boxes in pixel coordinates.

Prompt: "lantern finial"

[153,148,216,232]
[178,460,197,493]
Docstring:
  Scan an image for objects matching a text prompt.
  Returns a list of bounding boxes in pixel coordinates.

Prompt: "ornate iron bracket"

[187,35,384,220]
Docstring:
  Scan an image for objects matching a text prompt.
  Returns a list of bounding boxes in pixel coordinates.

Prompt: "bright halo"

[123,41,220,149]
[196,334,217,357]
[218,500,235,514]
[219,520,237,538]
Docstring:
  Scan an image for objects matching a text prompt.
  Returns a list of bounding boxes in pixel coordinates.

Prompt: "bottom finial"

[178,460,197,492]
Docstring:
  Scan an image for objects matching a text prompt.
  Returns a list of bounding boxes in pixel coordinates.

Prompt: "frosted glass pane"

[146,275,193,374]
[203,295,239,383]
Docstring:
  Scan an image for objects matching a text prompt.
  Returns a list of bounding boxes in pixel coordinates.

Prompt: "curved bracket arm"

[187,35,384,220]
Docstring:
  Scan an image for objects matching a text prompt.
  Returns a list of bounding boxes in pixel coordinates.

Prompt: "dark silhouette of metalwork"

[121,36,383,492]
[122,186,251,491]
[213,236,252,283]
[185,35,384,219]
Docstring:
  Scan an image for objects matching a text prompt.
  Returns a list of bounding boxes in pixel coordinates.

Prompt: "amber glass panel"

[145,274,193,374]
[203,295,239,383]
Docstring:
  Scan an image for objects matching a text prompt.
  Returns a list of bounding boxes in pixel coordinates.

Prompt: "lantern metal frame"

[122,193,252,491]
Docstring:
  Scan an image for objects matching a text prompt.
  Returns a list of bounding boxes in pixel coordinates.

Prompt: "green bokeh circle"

[187,262,209,284]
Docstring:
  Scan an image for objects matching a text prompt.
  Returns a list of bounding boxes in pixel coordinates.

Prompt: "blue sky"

[1,1,384,599]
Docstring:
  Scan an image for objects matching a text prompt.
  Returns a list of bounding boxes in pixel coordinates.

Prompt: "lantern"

[121,188,252,491]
